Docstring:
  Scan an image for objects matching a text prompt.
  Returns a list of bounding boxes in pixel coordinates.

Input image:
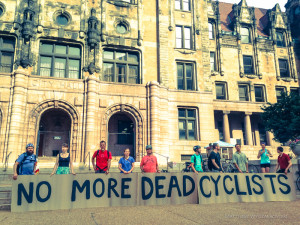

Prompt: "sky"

[219,0,288,11]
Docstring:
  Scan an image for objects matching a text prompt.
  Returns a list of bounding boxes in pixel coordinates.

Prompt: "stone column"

[6,68,29,160]
[149,81,160,154]
[244,112,253,146]
[84,75,98,159]
[222,111,231,143]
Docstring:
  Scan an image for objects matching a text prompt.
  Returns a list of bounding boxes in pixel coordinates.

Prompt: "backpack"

[95,150,110,171]
[16,153,36,175]
[192,154,202,171]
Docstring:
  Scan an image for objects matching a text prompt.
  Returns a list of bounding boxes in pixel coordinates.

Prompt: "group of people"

[13,141,293,180]
[190,142,292,175]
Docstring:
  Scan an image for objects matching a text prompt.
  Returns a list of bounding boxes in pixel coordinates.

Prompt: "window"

[215,82,227,100]
[56,14,70,26]
[241,27,250,44]
[276,32,286,47]
[177,62,195,90]
[208,22,214,39]
[254,85,265,102]
[210,52,216,71]
[290,88,299,96]
[278,59,289,78]
[103,50,139,84]
[175,0,190,11]
[178,108,196,140]
[0,37,15,73]
[176,26,192,49]
[276,87,286,102]
[39,42,81,79]
[116,23,127,34]
[243,55,254,74]
[239,84,250,101]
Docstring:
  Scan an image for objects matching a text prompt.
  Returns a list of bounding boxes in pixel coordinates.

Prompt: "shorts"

[276,169,290,173]
[260,163,270,168]
[95,170,106,174]
[210,169,221,173]
[56,167,70,174]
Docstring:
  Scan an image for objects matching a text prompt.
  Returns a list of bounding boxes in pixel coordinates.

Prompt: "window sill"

[174,10,191,13]
[175,48,196,54]
[280,77,292,82]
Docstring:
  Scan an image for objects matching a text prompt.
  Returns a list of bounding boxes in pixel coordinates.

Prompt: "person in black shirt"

[208,143,223,172]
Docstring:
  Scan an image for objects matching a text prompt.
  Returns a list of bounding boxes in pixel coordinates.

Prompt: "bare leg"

[261,167,266,173]
[265,167,270,173]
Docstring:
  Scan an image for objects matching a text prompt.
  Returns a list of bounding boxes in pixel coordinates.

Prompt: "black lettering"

[245,176,252,195]
[17,182,34,205]
[167,176,182,197]
[71,180,90,202]
[199,176,211,198]
[141,177,153,200]
[121,178,131,199]
[93,178,105,198]
[211,175,221,196]
[183,175,195,197]
[36,181,51,203]
[223,175,234,195]
[277,174,291,195]
[251,175,263,195]
[234,175,246,195]
[108,178,119,198]
[155,176,166,198]
[264,174,276,194]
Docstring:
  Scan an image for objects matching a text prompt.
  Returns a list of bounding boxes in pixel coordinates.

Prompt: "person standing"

[275,146,292,175]
[232,144,248,173]
[257,143,272,173]
[13,143,37,180]
[208,143,223,172]
[92,140,112,174]
[191,145,203,174]
[50,143,76,176]
[118,148,135,174]
[140,145,160,173]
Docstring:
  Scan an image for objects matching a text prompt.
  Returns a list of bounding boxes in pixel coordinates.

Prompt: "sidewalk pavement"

[1,200,299,225]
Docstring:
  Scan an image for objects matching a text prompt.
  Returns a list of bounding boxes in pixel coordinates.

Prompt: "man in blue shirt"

[13,143,37,180]
[191,145,203,174]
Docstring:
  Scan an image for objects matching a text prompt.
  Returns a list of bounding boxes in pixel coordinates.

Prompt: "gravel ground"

[0,200,300,225]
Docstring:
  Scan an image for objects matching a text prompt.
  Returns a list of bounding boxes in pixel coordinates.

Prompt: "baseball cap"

[193,145,201,151]
[26,143,34,149]
[146,145,152,150]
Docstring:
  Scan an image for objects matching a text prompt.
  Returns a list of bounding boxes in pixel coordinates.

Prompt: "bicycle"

[296,171,300,191]
[222,159,259,173]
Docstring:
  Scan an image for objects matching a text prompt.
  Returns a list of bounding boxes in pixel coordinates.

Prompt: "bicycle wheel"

[296,176,300,191]
[248,164,259,173]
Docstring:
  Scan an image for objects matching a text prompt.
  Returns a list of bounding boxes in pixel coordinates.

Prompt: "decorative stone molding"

[28,100,79,159]
[101,104,144,161]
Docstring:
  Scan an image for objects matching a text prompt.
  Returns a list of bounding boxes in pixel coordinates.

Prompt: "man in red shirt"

[275,146,292,175]
[92,140,112,174]
[140,145,160,173]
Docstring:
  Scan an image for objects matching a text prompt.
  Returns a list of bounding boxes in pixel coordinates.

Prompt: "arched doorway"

[108,112,135,158]
[37,109,71,157]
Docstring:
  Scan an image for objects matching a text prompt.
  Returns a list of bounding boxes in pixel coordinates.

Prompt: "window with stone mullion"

[103,50,139,84]
[39,42,81,79]
[175,0,190,11]
[0,37,15,73]
[177,62,194,90]
[176,25,192,49]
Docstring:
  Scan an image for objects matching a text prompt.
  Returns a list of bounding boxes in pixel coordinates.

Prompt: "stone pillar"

[222,111,231,143]
[85,75,98,159]
[149,81,160,154]
[244,112,253,146]
[6,68,29,160]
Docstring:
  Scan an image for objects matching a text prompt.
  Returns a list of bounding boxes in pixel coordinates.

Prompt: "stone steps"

[0,183,11,211]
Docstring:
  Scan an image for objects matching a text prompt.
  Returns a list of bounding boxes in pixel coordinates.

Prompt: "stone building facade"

[0,0,299,164]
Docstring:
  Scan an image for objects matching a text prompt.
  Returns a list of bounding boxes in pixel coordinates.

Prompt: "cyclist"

[232,144,248,173]
[190,145,203,174]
